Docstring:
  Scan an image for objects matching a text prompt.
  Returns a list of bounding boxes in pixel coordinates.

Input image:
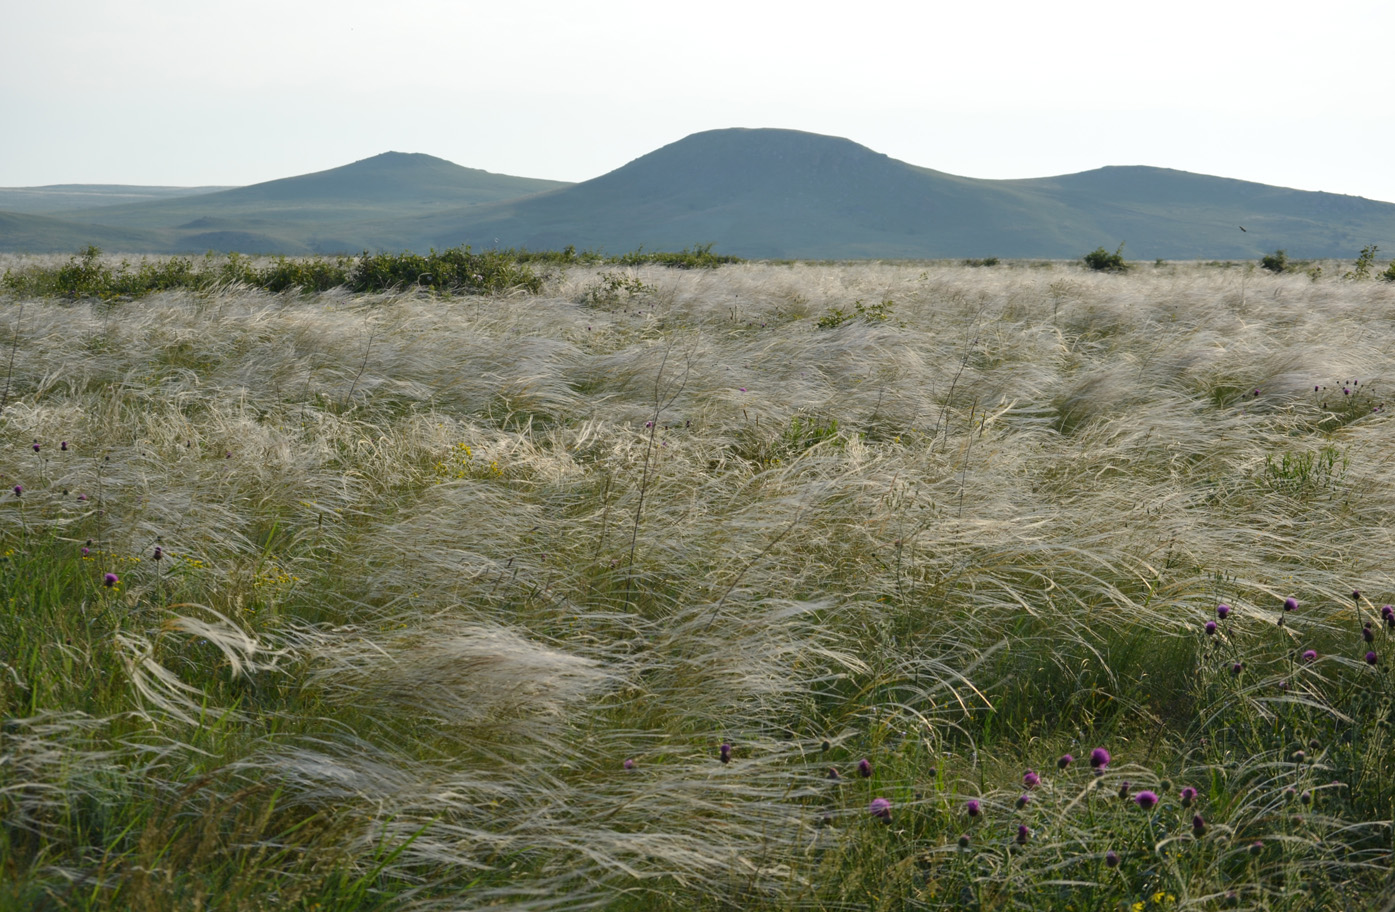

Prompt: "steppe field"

[2,254,1395,911]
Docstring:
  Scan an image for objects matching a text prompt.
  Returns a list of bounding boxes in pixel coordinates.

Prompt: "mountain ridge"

[3,130,1393,258]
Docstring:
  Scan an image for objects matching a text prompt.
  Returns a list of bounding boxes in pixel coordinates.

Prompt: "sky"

[4,0,1394,203]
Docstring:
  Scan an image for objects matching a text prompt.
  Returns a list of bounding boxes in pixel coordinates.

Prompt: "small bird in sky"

[1239,226,1247,232]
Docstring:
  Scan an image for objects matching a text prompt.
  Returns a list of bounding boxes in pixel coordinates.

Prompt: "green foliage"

[1344,244,1379,280]
[347,246,542,295]
[1261,249,1289,273]
[732,412,843,468]
[1381,260,1395,283]
[614,243,743,269]
[1,245,744,302]
[257,255,353,293]
[963,257,999,267]
[580,271,655,307]
[816,299,895,329]
[1083,243,1129,272]
[1258,445,1346,498]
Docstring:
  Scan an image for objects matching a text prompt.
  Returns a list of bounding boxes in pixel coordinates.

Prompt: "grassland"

[1,256,1393,910]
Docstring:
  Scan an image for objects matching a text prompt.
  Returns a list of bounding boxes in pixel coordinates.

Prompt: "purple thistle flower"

[957,834,971,849]
[80,547,89,556]
[1057,753,1074,769]
[1180,786,1197,807]
[1133,790,1159,810]
[1015,824,1030,845]
[1366,651,1379,666]
[32,442,40,453]
[1232,662,1244,675]
[1089,747,1111,769]
[738,387,747,393]
[623,758,635,770]
[1302,649,1318,663]
[1364,624,1375,643]
[966,799,980,818]
[60,441,68,451]
[1118,781,1131,800]
[719,742,732,763]
[1249,840,1264,856]
[103,573,118,588]
[1217,603,1231,619]
[827,767,841,780]
[12,485,20,497]
[858,758,872,778]
[869,797,892,821]
[1353,590,1362,601]
[153,546,163,561]
[1105,850,1120,868]
[1192,814,1206,836]
[1016,794,1031,809]
[77,493,87,502]
[1205,621,1218,636]
[1383,605,1394,620]
[1284,597,1298,612]
[1022,770,1040,789]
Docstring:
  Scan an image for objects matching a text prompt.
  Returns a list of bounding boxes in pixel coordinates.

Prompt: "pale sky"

[4,0,1394,203]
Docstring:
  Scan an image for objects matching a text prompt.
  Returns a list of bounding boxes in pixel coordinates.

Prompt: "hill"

[0,184,232,215]
[0,210,171,254]
[29,152,571,253]
[397,129,1395,259]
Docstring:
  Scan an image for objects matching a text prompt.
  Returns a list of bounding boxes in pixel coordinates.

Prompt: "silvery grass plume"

[2,258,1394,908]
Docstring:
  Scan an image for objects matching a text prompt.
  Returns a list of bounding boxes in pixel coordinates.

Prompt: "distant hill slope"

[4,134,1394,258]
[38,152,572,253]
[397,129,1395,260]
[0,184,232,215]
[0,210,171,254]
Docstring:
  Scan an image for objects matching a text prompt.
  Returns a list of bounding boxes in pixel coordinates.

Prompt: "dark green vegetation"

[1083,243,1129,272]
[5,131,1395,259]
[0,244,740,299]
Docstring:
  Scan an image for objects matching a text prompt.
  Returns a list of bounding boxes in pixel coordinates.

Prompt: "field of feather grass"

[2,254,1395,911]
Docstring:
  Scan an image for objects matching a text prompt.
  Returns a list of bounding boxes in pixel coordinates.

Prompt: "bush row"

[0,243,743,300]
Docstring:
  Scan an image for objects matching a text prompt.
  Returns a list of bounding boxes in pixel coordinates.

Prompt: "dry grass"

[2,259,1394,909]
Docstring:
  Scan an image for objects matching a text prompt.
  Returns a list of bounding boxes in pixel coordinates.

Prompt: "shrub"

[2,245,742,301]
[963,257,999,268]
[256,256,351,293]
[1344,244,1379,280]
[816,299,895,329]
[1083,243,1128,272]
[1381,261,1395,283]
[614,244,743,269]
[1260,250,1289,273]
[580,271,654,308]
